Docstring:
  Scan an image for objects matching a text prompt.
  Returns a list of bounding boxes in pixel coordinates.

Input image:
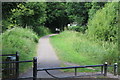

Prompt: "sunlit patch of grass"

[50,31,113,72]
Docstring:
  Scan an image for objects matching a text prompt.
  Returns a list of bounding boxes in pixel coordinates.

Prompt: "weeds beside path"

[20,34,117,78]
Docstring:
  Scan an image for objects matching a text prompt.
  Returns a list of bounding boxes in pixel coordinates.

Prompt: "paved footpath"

[19,34,118,79]
[20,34,68,78]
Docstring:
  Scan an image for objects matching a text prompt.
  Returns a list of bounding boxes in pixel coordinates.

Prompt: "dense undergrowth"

[34,26,51,37]
[1,27,39,72]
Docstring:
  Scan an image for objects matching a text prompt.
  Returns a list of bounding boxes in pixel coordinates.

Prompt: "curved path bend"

[20,34,64,78]
[20,34,118,79]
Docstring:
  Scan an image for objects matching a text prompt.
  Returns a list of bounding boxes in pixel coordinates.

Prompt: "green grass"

[60,64,100,73]
[50,31,117,72]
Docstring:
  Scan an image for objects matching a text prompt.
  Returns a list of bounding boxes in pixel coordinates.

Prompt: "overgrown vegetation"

[87,2,118,64]
[51,2,118,72]
[51,31,106,65]
[1,27,38,72]
[34,26,51,37]
[87,2,118,43]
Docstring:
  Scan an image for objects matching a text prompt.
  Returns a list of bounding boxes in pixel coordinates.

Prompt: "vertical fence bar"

[7,58,10,79]
[101,66,103,74]
[16,52,19,78]
[75,68,77,76]
[104,62,108,76]
[114,63,118,76]
[33,57,37,80]
[9,57,11,78]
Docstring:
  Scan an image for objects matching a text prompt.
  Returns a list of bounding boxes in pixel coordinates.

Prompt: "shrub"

[1,27,38,72]
[87,2,118,64]
[68,26,87,33]
[2,20,15,32]
[33,26,51,37]
[88,3,118,42]
[87,2,118,43]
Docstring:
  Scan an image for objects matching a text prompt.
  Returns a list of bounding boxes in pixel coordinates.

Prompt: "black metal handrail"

[1,53,118,80]
[35,62,118,80]
[1,60,33,64]
[37,64,104,71]
[0,54,16,56]
[36,64,105,79]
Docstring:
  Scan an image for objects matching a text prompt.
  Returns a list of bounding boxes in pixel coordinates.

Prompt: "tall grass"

[1,27,38,72]
[50,31,118,66]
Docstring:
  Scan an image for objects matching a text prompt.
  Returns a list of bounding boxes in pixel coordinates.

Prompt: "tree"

[45,2,70,32]
[2,2,21,32]
[11,2,47,28]
[88,2,106,19]
[66,2,91,26]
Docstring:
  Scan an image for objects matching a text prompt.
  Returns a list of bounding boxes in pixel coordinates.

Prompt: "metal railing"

[0,53,118,80]
[0,52,36,80]
[0,52,19,79]
[35,58,118,80]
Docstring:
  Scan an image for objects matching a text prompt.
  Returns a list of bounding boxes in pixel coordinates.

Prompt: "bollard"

[114,63,118,76]
[33,57,37,80]
[104,62,108,76]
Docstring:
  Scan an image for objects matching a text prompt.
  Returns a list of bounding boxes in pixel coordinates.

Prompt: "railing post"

[101,66,103,74]
[104,62,108,76]
[33,57,37,80]
[114,63,118,76]
[75,68,77,76]
[16,51,19,78]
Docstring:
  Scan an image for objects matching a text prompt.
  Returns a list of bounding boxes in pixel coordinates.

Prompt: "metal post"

[114,63,118,76]
[104,62,108,76]
[101,66,103,74]
[16,52,19,78]
[75,68,77,76]
[33,57,37,80]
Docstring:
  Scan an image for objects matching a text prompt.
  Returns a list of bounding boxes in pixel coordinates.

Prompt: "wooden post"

[104,62,108,76]
[114,63,118,76]
[16,52,19,78]
[33,57,37,80]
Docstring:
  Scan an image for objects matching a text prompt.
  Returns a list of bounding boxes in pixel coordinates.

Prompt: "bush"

[2,20,15,32]
[87,2,118,64]
[87,2,118,43]
[68,26,87,33]
[1,27,38,72]
[33,26,51,37]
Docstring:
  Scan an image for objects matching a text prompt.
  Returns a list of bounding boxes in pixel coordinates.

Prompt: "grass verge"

[50,31,116,72]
